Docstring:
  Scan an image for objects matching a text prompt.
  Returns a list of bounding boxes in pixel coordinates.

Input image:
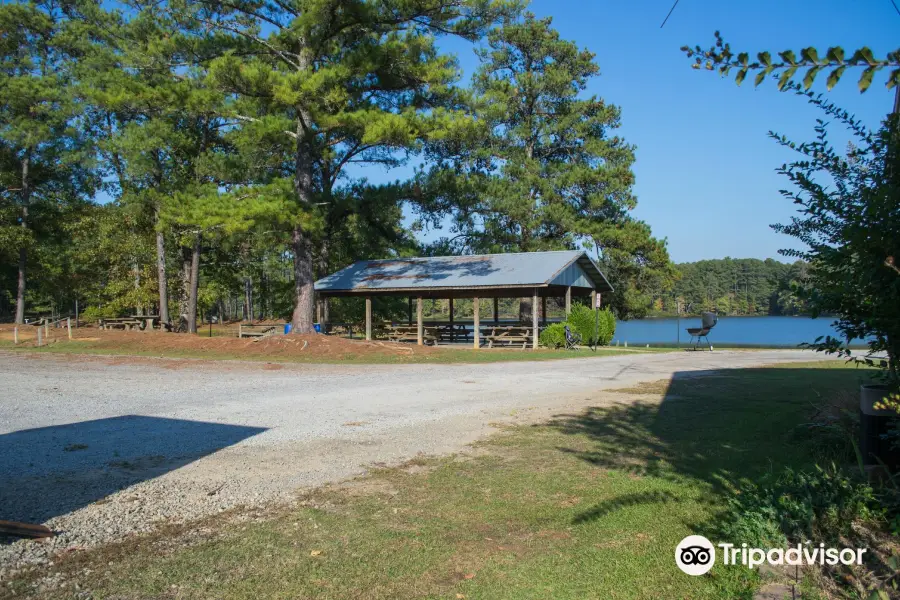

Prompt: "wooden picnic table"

[437,324,471,343]
[482,325,535,349]
[98,317,144,331]
[384,324,439,345]
[99,316,160,331]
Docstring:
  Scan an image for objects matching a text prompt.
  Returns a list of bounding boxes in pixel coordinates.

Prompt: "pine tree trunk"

[187,235,200,334]
[291,227,315,332]
[244,276,253,322]
[518,297,533,324]
[156,225,169,325]
[290,104,316,333]
[180,246,192,329]
[14,155,30,325]
[15,246,26,325]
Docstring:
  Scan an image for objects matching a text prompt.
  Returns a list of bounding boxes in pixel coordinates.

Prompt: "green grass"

[0,338,673,364]
[4,361,875,599]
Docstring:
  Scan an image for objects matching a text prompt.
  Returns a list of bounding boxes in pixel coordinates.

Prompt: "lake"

[613,316,862,348]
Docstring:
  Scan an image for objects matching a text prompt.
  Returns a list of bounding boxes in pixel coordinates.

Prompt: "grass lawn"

[4,361,875,599]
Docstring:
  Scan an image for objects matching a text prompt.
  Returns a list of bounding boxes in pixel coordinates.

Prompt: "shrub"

[80,305,118,323]
[566,304,616,346]
[771,95,900,394]
[722,465,880,547]
[539,323,567,349]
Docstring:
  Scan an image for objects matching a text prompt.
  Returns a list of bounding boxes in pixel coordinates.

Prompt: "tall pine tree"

[419,14,673,318]
[0,0,97,323]
[177,0,516,332]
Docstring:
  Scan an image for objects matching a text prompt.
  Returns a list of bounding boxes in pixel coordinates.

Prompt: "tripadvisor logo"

[675,535,716,576]
[675,535,868,576]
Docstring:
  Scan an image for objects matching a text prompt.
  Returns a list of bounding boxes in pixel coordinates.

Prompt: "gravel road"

[0,349,830,570]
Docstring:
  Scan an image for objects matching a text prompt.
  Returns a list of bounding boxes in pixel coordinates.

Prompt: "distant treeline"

[651,258,809,317]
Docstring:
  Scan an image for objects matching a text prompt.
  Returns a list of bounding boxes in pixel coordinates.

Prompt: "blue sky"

[354,0,900,263]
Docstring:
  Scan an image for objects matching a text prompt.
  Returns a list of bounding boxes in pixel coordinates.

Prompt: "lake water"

[613,316,860,348]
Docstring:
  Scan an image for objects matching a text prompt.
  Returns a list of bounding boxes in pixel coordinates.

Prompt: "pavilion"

[313,250,613,349]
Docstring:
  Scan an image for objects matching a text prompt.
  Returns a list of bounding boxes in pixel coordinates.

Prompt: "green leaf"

[777,66,798,90]
[860,47,876,65]
[758,51,772,67]
[859,66,877,92]
[826,66,846,90]
[735,68,748,86]
[800,47,820,64]
[887,68,900,90]
[826,46,845,64]
[737,52,748,66]
[779,50,798,65]
[754,71,767,86]
[802,66,821,90]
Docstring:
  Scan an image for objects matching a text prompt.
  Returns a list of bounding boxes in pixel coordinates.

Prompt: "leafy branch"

[682,31,900,92]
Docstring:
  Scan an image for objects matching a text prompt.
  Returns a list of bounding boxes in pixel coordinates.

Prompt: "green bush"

[566,304,616,346]
[539,323,567,349]
[722,465,880,547]
[80,305,119,323]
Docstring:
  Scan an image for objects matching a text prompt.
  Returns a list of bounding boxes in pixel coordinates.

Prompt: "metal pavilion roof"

[314,250,614,296]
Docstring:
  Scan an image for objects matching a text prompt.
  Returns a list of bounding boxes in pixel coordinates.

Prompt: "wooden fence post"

[67,317,72,340]
[13,327,18,345]
[238,323,242,339]
[37,327,43,347]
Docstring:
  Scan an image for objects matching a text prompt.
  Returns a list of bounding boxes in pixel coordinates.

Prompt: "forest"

[0,0,676,331]
[653,257,810,317]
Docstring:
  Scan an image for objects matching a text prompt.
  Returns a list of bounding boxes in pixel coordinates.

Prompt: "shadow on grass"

[550,366,874,533]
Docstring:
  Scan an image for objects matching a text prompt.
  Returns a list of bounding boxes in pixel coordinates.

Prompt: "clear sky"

[354,0,900,263]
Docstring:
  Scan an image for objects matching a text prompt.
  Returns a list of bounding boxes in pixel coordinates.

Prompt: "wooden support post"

[417,296,424,346]
[493,297,499,324]
[591,290,597,309]
[238,323,242,339]
[365,296,373,341]
[44,320,49,340]
[565,286,572,315]
[37,327,42,347]
[541,296,547,326]
[473,297,480,349]
[448,298,454,324]
[408,297,413,325]
[532,289,539,349]
[67,317,72,340]
[13,327,18,345]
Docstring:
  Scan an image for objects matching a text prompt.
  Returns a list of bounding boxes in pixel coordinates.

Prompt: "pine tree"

[0,1,97,323]
[419,13,673,318]
[178,0,516,332]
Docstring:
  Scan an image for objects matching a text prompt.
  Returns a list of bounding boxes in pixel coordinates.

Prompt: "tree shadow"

[0,415,266,529]
[549,366,870,534]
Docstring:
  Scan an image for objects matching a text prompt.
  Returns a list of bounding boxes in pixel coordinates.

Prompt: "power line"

[660,0,681,28]
[891,0,900,17]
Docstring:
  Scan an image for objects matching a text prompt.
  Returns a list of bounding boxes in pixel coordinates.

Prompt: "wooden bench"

[483,326,534,349]
[98,318,143,331]
[385,325,438,345]
[238,324,278,339]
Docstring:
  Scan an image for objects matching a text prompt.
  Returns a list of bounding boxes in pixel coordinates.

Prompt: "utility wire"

[891,0,900,17]
[660,0,681,28]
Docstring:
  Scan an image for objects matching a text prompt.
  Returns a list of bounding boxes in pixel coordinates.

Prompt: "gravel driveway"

[0,349,828,569]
